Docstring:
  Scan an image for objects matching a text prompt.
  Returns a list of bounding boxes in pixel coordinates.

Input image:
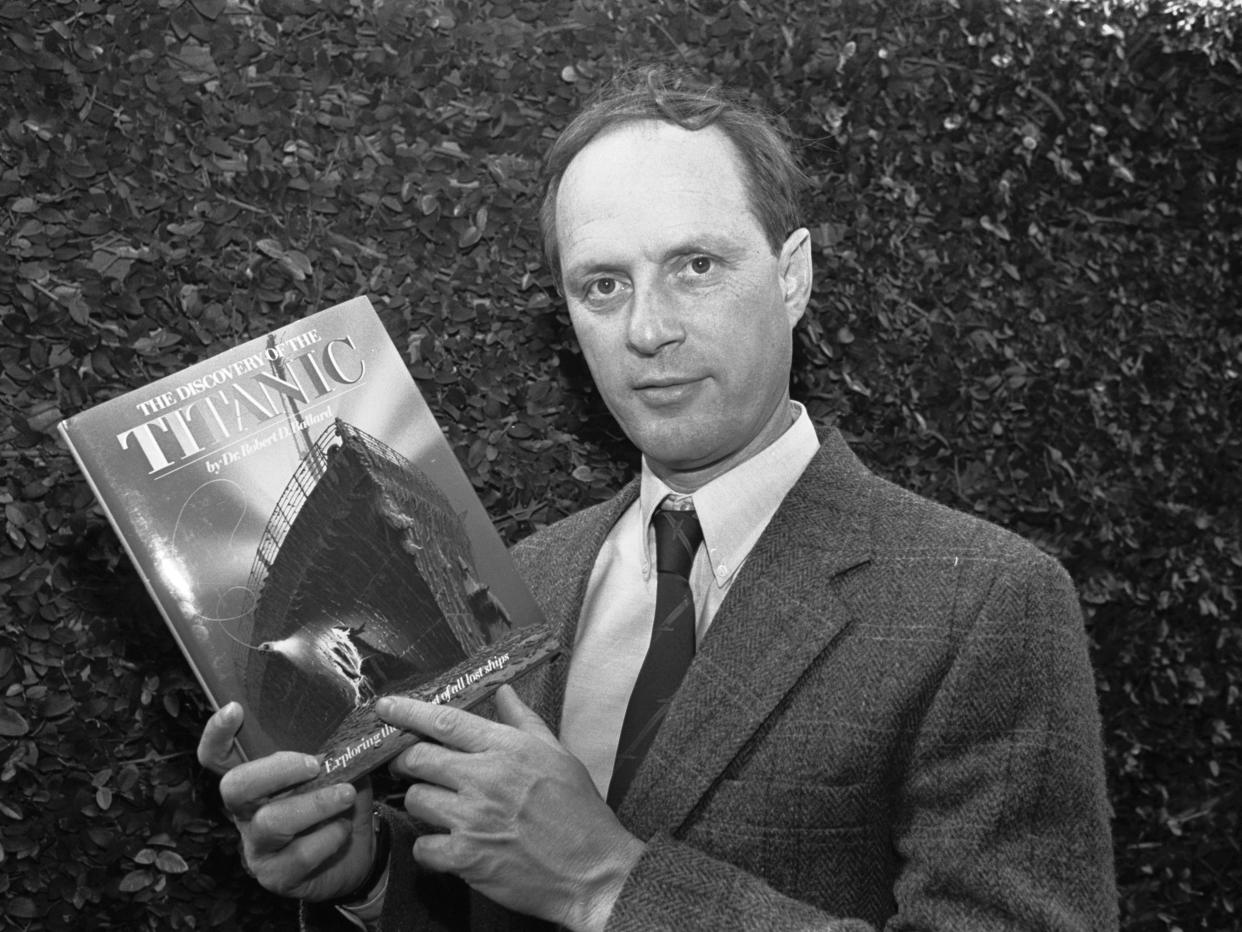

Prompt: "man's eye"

[689,256,713,275]
[587,277,617,298]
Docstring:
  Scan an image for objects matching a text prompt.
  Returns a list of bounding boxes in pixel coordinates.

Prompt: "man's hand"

[379,685,645,932]
[197,702,377,902]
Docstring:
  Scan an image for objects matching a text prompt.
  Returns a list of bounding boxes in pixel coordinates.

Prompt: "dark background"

[1,0,1238,928]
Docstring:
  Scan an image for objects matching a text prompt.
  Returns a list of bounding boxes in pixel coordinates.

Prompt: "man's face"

[555,120,811,490]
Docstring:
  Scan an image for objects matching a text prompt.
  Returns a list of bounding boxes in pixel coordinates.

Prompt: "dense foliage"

[1,0,1238,928]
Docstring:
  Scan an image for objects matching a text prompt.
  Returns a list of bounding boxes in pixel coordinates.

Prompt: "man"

[199,71,1118,930]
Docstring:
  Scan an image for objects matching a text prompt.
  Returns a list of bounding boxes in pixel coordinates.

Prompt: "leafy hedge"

[1,0,1238,928]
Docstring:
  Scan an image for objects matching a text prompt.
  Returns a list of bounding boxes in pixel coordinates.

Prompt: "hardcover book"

[58,296,557,789]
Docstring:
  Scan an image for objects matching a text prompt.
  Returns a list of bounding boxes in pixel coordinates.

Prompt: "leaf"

[209,900,237,924]
[118,870,153,893]
[63,158,98,180]
[280,249,313,280]
[96,786,113,810]
[204,135,236,158]
[170,2,198,39]
[190,0,226,19]
[26,401,64,435]
[979,216,1011,241]
[91,245,140,282]
[155,850,189,874]
[43,693,75,717]
[87,828,113,848]
[133,331,183,356]
[167,220,204,238]
[0,707,28,738]
[6,898,37,920]
[255,238,285,259]
[171,42,218,84]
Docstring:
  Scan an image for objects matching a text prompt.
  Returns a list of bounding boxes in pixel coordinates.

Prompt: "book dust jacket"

[58,296,556,788]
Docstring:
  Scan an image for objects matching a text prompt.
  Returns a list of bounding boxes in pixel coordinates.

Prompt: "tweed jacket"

[305,429,1117,931]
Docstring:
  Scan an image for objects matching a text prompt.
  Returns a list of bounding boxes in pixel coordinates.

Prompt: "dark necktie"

[607,503,703,810]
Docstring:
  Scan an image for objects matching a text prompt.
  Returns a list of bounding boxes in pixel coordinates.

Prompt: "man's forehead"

[554,120,752,237]
[552,119,768,278]
[562,119,745,185]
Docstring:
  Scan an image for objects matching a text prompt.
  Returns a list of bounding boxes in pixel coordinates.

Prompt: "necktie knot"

[653,506,702,579]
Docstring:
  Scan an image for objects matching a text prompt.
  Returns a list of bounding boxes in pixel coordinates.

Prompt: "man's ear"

[778,228,813,327]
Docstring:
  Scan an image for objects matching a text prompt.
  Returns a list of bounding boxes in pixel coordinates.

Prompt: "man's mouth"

[632,376,703,403]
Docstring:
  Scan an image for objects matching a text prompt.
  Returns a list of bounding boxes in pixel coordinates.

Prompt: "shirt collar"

[637,401,820,586]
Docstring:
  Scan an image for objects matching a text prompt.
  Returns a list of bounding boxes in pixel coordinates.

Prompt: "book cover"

[58,296,557,789]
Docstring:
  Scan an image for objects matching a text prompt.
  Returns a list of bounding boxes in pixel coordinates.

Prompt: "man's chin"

[633,436,737,489]
[625,424,711,469]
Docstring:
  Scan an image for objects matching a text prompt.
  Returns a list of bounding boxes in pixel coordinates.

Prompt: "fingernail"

[303,755,321,773]
[222,701,240,718]
[375,697,392,717]
[335,784,355,804]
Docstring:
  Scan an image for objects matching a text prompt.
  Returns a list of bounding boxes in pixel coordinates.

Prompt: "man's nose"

[626,282,684,355]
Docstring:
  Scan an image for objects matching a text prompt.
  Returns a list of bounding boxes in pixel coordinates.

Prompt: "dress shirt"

[560,402,821,796]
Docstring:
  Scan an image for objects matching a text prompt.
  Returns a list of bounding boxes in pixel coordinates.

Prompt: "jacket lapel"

[616,430,876,837]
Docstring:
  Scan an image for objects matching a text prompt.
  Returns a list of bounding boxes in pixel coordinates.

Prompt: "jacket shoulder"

[864,471,1063,575]
[513,495,624,563]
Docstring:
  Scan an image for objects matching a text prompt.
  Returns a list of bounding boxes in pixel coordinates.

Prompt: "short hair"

[538,67,808,286]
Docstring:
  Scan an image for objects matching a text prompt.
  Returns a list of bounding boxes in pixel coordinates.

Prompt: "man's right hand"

[197,702,377,902]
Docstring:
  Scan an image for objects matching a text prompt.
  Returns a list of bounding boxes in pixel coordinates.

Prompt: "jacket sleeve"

[604,554,1117,932]
[607,832,876,931]
[885,554,1117,930]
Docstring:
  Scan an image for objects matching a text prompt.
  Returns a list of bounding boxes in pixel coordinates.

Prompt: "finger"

[249,783,360,854]
[411,831,469,876]
[390,739,467,790]
[219,751,322,818]
[493,685,558,746]
[402,781,461,830]
[376,696,501,754]
[197,702,246,774]
[251,817,355,897]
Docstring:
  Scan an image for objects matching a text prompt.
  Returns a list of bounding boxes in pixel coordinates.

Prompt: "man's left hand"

[377,686,644,932]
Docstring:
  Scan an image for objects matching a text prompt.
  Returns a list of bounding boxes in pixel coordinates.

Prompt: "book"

[58,296,558,789]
